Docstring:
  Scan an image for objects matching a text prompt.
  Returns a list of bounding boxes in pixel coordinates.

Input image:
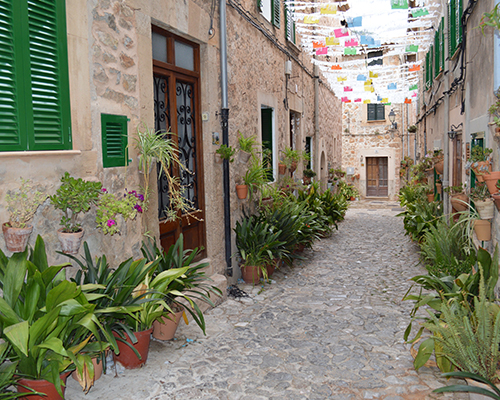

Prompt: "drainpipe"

[443,0,450,217]
[402,104,405,159]
[314,64,319,174]
[220,0,232,276]
[495,0,500,94]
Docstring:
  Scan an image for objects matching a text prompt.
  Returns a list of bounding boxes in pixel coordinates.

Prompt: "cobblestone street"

[66,202,467,399]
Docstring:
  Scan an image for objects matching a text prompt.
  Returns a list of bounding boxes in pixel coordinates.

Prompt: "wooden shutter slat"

[367,104,376,121]
[376,104,385,121]
[102,114,128,168]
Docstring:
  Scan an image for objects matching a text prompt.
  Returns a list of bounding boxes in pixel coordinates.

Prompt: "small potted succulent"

[2,178,47,252]
[302,168,316,185]
[469,182,494,219]
[215,144,236,164]
[467,146,493,182]
[50,172,102,254]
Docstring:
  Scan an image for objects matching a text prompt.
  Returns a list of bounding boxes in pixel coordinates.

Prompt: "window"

[285,4,295,43]
[448,0,463,57]
[368,50,383,66]
[261,107,274,181]
[0,0,71,152]
[259,0,280,28]
[101,114,128,168]
[367,104,385,121]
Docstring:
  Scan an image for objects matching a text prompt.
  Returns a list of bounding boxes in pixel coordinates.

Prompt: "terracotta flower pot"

[474,199,495,219]
[57,228,84,254]
[434,160,444,174]
[471,161,492,182]
[483,172,500,194]
[17,372,71,400]
[290,161,297,173]
[241,265,261,284]
[492,193,500,211]
[113,328,153,369]
[450,193,468,212]
[295,243,306,253]
[2,223,33,253]
[238,150,251,164]
[435,183,442,195]
[303,177,311,185]
[266,261,277,278]
[152,310,184,341]
[278,163,286,175]
[474,219,491,241]
[426,193,435,202]
[236,184,248,200]
[71,356,103,390]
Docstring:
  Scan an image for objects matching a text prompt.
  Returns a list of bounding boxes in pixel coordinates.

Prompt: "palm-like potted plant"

[50,172,102,254]
[302,168,316,185]
[469,182,494,219]
[281,147,301,173]
[236,158,268,200]
[2,179,47,253]
[237,131,257,164]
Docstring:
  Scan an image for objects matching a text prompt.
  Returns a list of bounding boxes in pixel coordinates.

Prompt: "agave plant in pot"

[50,172,102,254]
[470,182,494,219]
[467,146,493,182]
[2,178,47,253]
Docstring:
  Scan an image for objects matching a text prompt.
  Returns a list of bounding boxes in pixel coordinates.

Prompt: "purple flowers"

[101,188,107,193]
[134,204,143,213]
[107,219,116,227]
[137,194,144,202]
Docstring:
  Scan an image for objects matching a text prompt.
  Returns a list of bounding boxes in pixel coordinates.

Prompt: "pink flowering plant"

[96,189,144,235]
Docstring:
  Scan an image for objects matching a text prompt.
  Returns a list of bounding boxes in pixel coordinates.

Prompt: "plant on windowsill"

[50,172,102,254]
[237,131,257,164]
[215,144,236,164]
[2,178,47,253]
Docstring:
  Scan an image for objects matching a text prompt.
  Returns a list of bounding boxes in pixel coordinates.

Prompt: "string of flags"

[286,0,440,103]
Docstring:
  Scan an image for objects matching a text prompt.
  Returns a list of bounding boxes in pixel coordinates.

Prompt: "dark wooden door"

[452,134,462,187]
[366,157,388,197]
[152,28,206,256]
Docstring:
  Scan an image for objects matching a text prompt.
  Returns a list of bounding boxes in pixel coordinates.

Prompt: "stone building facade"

[0,0,341,284]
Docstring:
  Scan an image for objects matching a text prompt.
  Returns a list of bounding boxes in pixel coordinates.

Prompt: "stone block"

[97,30,118,50]
[120,52,135,68]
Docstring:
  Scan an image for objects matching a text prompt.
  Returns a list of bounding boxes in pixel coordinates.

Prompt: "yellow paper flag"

[337,76,347,82]
[364,86,374,92]
[304,16,320,24]
[363,100,371,104]
[382,98,389,103]
[320,4,337,14]
[364,79,373,85]
[369,71,379,78]
[326,37,340,46]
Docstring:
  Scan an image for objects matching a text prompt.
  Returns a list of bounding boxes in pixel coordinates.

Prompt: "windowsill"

[0,150,82,158]
[366,120,386,123]
[287,39,301,54]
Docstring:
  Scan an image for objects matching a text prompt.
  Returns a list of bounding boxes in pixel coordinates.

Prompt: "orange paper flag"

[331,65,342,70]
[404,98,412,104]
[409,64,421,72]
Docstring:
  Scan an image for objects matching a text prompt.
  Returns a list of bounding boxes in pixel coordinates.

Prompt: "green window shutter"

[272,0,280,28]
[27,0,71,151]
[456,0,463,48]
[101,114,128,168]
[367,104,376,121]
[434,30,440,78]
[285,4,295,43]
[261,108,273,181]
[448,0,456,56]
[257,0,263,12]
[376,104,385,121]
[425,52,430,89]
[440,18,444,70]
[0,0,24,151]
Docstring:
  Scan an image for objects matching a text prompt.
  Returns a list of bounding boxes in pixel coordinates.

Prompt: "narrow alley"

[65,203,466,400]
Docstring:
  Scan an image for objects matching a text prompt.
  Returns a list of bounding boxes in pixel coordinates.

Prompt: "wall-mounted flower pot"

[57,228,84,254]
[474,219,491,241]
[435,183,442,195]
[238,150,251,164]
[471,161,492,182]
[474,199,495,219]
[290,161,297,173]
[450,194,468,212]
[241,265,261,284]
[434,160,444,174]
[483,172,500,194]
[152,310,184,341]
[236,185,248,200]
[278,163,286,175]
[2,223,33,253]
[303,177,312,185]
[17,372,71,400]
[214,152,223,164]
[426,193,435,202]
[113,328,153,369]
[492,193,500,211]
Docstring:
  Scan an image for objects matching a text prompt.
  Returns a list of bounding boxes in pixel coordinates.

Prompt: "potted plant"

[237,159,268,200]
[281,147,301,173]
[468,146,493,182]
[303,168,316,185]
[423,184,435,202]
[237,131,257,164]
[445,183,468,212]
[50,172,102,254]
[488,88,500,134]
[215,144,236,164]
[2,179,46,253]
[433,149,444,174]
[491,179,500,211]
[408,125,417,133]
[95,189,144,235]
[469,182,494,219]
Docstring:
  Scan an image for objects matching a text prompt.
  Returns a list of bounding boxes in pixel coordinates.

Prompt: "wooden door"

[366,157,388,197]
[452,134,462,187]
[152,28,206,256]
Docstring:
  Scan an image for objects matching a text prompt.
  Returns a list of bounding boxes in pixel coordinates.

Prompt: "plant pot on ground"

[2,179,46,253]
[113,328,153,369]
[17,372,71,400]
[50,172,102,254]
[152,308,185,341]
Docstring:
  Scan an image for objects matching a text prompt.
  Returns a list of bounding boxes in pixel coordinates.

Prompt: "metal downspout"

[220,0,232,276]
[443,0,450,217]
[314,64,319,175]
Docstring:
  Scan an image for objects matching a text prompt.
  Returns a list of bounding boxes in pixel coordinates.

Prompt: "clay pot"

[57,228,84,254]
[492,193,500,211]
[426,193,435,202]
[435,183,442,195]
[238,150,251,164]
[471,161,492,182]
[266,261,277,278]
[214,152,223,164]
[236,185,248,200]
[71,356,104,390]
[278,163,286,175]
[483,172,500,195]
[2,223,33,253]
[152,310,184,341]
[474,199,495,219]
[474,219,491,242]
[303,177,311,185]
[434,160,444,174]
[450,193,468,212]
[295,243,306,253]
[241,265,261,284]
[290,161,297,173]
[113,328,153,369]
[17,372,71,400]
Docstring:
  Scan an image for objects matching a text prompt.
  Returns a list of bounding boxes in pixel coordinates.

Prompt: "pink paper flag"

[345,39,359,47]
[316,47,327,55]
[341,96,350,102]
[344,86,353,92]
[354,98,362,102]
[334,28,349,38]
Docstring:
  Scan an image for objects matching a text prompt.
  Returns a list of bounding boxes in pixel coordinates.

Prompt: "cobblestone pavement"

[66,203,468,400]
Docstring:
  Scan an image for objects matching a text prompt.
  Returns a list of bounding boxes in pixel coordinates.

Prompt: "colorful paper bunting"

[409,64,421,72]
[412,8,429,17]
[383,102,392,105]
[313,41,325,49]
[405,44,419,53]
[347,16,362,27]
[341,97,351,103]
[334,28,349,38]
[360,36,375,45]
[377,95,382,101]
[326,37,340,46]
[331,65,342,70]
[337,76,347,82]
[345,39,359,47]
[368,40,381,48]
[304,16,320,24]
[344,48,357,55]
[364,86,374,92]
[369,71,379,78]
[363,100,371,104]
[388,83,397,90]
[357,75,367,81]
[404,98,412,104]
[320,4,337,14]
[409,84,418,91]
[316,47,328,55]
[364,79,373,85]
[391,0,408,9]
[355,98,362,102]
[382,98,389,103]
[344,86,353,92]
[412,92,417,97]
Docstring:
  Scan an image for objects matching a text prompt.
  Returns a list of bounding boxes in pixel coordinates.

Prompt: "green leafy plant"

[396,195,443,241]
[470,182,490,202]
[408,125,417,133]
[4,179,47,228]
[216,144,236,162]
[479,3,500,34]
[444,183,465,195]
[434,371,500,398]
[469,146,493,163]
[488,91,500,127]
[242,158,269,200]
[237,131,257,154]
[280,147,302,169]
[0,342,40,399]
[303,168,316,178]
[96,189,144,235]
[50,172,102,233]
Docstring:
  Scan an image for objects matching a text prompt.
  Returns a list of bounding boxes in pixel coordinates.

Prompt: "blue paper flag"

[360,35,374,45]
[387,83,397,90]
[351,16,362,27]
[357,75,367,81]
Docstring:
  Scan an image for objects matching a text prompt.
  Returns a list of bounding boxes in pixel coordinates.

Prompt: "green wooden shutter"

[434,30,440,78]
[27,0,71,150]
[425,52,430,89]
[440,18,444,70]
[456,0,463,48]
[272,0,280,28]
[376,104,385,121]
[367,104,376,121]
[0,0,24,151]
[285,4,295,43]
[448,0,456,56]
[257,0,263,12]
[101,114,129,168]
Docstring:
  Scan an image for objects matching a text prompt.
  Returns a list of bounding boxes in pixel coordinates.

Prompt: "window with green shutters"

[440,18,444,70]
[0,0,71,152]
[448,0,456,57]
[425,52,431,90]
[101,114,129,168]
[285,4,295,43]
[258,0,280,28]
[272,0,280,28]
[367,104,385,121]
[455,0,463,53]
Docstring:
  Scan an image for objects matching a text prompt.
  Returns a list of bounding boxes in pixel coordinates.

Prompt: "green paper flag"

[391,0,408,9]
[344,48,357,55]
[412,8,429,17]
[409,84,418,91]
[405,44,419,53]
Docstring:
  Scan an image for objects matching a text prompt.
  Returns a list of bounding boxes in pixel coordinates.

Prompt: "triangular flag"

[382,98,389,103]
[344,48,357,55]
[320,4,337,14]
[341,97,351,103]
[326,37,340,46]
[313,41,325,49]
[368,40,381,48]
[369,71,379,78]
[404,98,412,104]
[383,102,391,106]
[412,8,429,17]
[409,84,418,91]
[377,95,382,102]
[334,28,349,38]
[345,39,359,47]
[405,44,419,53]
[337,76,347,82]
[391,0,408,9]
[304,16,320,24]
[363,100,371,104]
[344,86,353,92]
[357,75,367,81]
[347,16,362,27]
[331,64,342,70]
[316,47,327,55]
[338,4,350,12]
[388,83,397,90]
[409,64,421,72]
[354,98,362,102]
